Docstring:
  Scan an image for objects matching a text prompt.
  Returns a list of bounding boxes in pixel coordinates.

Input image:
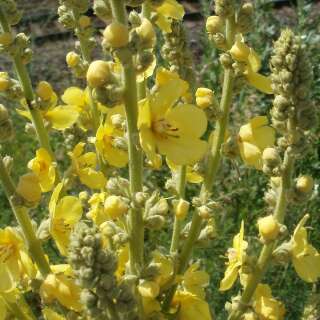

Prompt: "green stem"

[109,0,144,274]
[170,165,187,254]
[162,17,236,311]
[0,6,54,158]
[228,150,295,320]
[0,156,51,277]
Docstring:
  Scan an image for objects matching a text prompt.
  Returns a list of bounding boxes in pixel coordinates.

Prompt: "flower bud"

[104,195,128,219]
[175,199,190,220]
[149,198,168,216]
[103,22,129,48]
[0,104,9,122]
[198,205,211,219]
[145,215,165,230]
[138,280,159,298]
[296,175,314,194]
[196,88,214,109]
[258,215,280,241]
[66,51,80,67]
[36,81,53,101]
[0,72,10,91]
[206,16,223,34]
[16,172,41,203]
[78,15,91,28]
[230,39,250,62]
[262,147,281,167]
[136,18,156,48]
[0,32,13,46]
[86,60,111,88]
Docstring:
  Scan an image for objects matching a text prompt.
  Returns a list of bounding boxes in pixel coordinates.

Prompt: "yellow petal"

[45,106,79,130]
[138,99,152,129]
[0,264,15,292]
[79,168,106,189]
[157,0,185,21]
[239,141,262,170]
[230,35,250,62]
[139,127,159,167]
[252,126,276,151]
[248,48,262,72]
[43,308,66,320]
[55,196,83,226]
[246,69,273,94]
[250,116,269,129]
[61,87,86,107]
[49,182,64,215]
[219,263,240,291]
[165,104,207,138]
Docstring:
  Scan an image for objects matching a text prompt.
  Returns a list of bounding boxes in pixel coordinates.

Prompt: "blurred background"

[0,0,319,318]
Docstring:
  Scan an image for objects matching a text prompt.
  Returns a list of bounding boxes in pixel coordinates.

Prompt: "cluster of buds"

[236,2,254,34]
[0,0,21,26]
[206,14,227,51]
[196,87,220,123]
[106,177,130,197]
[0,72,23,100]
[261,147,282,176]
[143,191,169,230]
[93,0,112,22]
[86,60,124,107]
[161,21,195,86]
[270,29,316,152]
[69,222,136,318]
[0,104,14,142]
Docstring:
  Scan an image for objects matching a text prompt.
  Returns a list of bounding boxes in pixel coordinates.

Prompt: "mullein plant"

[0,0,318,319]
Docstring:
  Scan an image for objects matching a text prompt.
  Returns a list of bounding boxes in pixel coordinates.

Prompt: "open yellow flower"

[172,291,212,320]
[290,214,320,283]
[40,273,82,312]
[220,221,248,291]
[68,142,106,189]
[138,69,208,166]
[49,183,83,256]
[230,35,272,94]
[28,148,56,192]
[167,159,203,184]
[95,105,128,168]
[252,284,286,320]
[0,227,35,290]
[148,0,184,33]
[18,91,79,131]
[238,116,275,170]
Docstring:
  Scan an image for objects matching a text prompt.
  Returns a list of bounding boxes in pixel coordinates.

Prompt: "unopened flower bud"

[138,280,159,298]
[206,16,223,34]
[145,215,165,230]
[103,22,129,48]
[0,72,10,91]
[66,51,80,67]
[78,15,91,28]
[0,104,9,122]
[149,198,168,216]
[87,60,111,88]
[175,199,190,220]
[262,148,281,167]
[36,81,53,101]
[79,191,89,201]
[104,195,128,219]
[198,205,211,219]
[220,53,233,69]
[136,18,156,48]
[16,173,41,203]
[258,215,280,242]
[296,175,314,194]
[0,32,13,46]
[196,88,214,109]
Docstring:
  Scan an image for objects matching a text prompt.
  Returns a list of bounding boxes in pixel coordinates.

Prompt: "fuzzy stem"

[0,156,51,277]
[162,16,236,310]
[109,0,144,274]
[170,165,187,254]
[0,7,54,158]
[228,150,295,320]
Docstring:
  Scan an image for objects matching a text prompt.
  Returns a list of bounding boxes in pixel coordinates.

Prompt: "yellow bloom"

[95,105,128,168]
[28,148,56,192]
[290,214,320,282]
[49,183,83,256]
[104,195,129,220]
[138,69,208,166]
[0,227,35,290]
[115,244,129,280]
[167,159,203,184]
[148,0,185,33]
[252,284,286,320]
[230,35,272,94]
[238,116,276,170]
[172,291,212,320]
[87,192,108,226]
[183,263,210,299]
[220,221,248,291]
[68,142,106,189]
[40,273,82,312]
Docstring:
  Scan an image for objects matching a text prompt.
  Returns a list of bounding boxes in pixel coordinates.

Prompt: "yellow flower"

[252,284,286,320]
[220,221,248,291]
[49,183,83,256]
[0,227,35,290]
[95,105,128,168]
[87,192,108,226]
[115,244,129,280]
[104,195,129,220]
[28,148,56,192]
[138,69,208,166]
[68,142,106,189]
[148,0,185,33]
[238,116,276,170]
[183,263,210,299]
[40,273,82,312]
[151,250,174,287]
[290,214,320,283]
[230,35,272,94]
[172,291,212,320]
[18,89,79,130]
[167,159,203,184]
